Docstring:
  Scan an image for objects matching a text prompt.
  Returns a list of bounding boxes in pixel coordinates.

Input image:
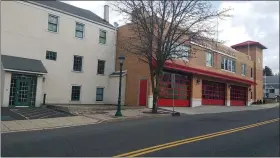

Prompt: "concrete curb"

[100,114,169,124]
[1,114,168,134]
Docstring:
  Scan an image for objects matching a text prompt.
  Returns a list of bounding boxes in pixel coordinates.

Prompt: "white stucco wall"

[106,75,126,105]
[1,1,117,105]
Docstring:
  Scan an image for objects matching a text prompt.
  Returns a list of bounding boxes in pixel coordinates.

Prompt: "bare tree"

[112,1,231,113]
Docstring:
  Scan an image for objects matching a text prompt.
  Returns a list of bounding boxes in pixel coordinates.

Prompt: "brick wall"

[117,23,263,106]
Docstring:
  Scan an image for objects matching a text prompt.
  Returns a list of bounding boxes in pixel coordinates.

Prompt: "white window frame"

[96,87,105,102]
[221,57,236,73]
[171,43,190,61]
[241,64,246,76]
[48,14,59,33]
[206,52,214,67]
[99,29,107,44]
[70,85,82,102]
[75,22,85,39]
[72,55,84,72]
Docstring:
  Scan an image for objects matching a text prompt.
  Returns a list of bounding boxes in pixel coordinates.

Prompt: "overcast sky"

[64,1,279,73]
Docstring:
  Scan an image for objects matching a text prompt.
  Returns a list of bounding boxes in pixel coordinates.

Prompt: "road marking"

[115,118,279,157]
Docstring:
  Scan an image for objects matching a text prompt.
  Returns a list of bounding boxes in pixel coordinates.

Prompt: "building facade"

[263,76,280,99]
[116,24,266,107]
[1,1,123,107]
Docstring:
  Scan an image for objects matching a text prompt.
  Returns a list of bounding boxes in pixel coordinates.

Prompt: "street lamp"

[115,55,125,116]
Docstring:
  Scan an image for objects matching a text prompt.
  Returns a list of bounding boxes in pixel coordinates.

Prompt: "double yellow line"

[115,118,279,157]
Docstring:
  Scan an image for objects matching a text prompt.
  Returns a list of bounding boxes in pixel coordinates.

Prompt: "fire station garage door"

[230,85,247,106]
[157,72,191,107]
[202,80,225,105]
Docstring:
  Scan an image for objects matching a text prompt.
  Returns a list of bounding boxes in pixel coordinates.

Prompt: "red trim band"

[152,59,256,85]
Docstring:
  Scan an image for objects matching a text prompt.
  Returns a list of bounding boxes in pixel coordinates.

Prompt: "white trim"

[3,69,47,75]
[190,41,237,59]
[20,1,116,30]
[70,84,82,102]
[72,55,84,72]
[74,22,85,39]
[99,29,107,45]
[47,13,59,33]
[95,87,105,102]
[221,69,236,74]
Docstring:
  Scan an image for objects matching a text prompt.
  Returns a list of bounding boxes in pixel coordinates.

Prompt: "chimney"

[104,5,109,23]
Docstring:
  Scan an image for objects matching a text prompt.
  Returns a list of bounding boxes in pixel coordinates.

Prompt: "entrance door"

[14,79,31,106]
[139,79,148,106]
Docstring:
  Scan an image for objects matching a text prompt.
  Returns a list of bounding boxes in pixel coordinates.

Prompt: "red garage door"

[157,72,191,107]
[202,80,225,105]
[230,85,247,106]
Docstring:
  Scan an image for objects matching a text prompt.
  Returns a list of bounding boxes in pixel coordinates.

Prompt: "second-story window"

[75,22,84,39]
[48,14,58,32]
[171,43,189,61]
[241,64,246,76]
[206,52,213,67]
[73,55,83,72]
[221,57,236,72]
[46,51,57,61]
[97,60,105,75]
[99,30,107,44]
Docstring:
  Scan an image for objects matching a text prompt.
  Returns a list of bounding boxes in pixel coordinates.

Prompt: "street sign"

[171,74,175,88]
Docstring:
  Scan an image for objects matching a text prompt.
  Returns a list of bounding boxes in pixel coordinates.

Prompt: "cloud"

[63,1,125,25]
[64,1,279,73]
[218,1,279,73]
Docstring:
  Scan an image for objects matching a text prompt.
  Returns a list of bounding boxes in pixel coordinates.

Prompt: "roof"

[1,55,48,74]
[264,84,279,89]
[109,70,127,77]
[30,1,114,28]
[263,76,280,84]
[191,38,240,58]
[231,41,267,49]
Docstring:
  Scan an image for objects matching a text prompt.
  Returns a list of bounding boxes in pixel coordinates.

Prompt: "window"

[48,14,58,32]
[73,55,83,72]
[99,30,107,44]
[241,64,246,76]
[269,89,275,93]
[232,60,236,72]
[46,51,57,61]
[71,86,81,101]
[171,43,190,61]
[96,88,104,101]
[206,52,213,67]
[75,22,84,39]
[251,68,253,78]
[221,57,236,72]
[97,60,105,74]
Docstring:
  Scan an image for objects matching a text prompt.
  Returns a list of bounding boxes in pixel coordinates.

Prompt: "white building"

[263,75,280,99]
[0,1,125,107]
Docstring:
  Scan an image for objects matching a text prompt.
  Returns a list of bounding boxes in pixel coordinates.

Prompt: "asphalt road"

[1,106,279,157]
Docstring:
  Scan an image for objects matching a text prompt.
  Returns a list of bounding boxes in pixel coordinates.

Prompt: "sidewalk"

[160,103,279,115]
[1,108,168,133]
